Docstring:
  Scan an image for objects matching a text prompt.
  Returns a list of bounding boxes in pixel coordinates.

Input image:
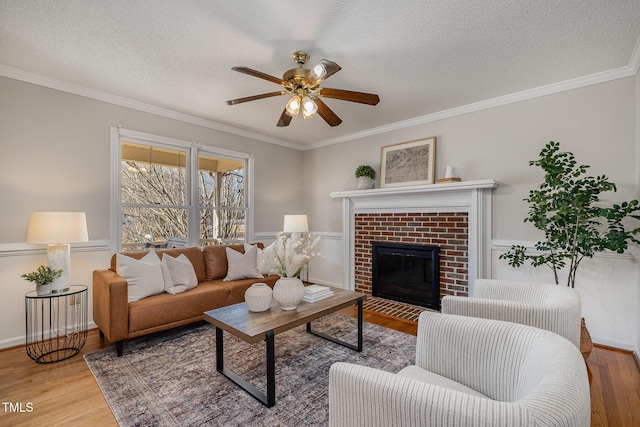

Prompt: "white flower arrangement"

[268,232,322,277]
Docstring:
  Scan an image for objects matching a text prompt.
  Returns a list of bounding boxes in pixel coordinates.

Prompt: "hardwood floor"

[0,328,116,426]
[0,309,638,426]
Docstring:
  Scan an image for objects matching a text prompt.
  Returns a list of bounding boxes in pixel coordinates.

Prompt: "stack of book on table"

[303,284,334,303]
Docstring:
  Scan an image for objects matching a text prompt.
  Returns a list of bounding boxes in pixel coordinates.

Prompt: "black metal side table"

[25,285,88,363]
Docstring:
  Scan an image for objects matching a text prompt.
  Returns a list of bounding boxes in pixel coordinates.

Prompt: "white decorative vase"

[244,283,272,312]
[357,176,375,190]
[36,284,51,296]
[272,277,305,310]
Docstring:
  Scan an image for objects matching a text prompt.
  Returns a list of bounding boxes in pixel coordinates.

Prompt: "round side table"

[25,285,88,363]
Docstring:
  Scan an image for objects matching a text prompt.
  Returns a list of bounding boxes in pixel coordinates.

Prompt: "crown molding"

[2,30,639,154]
[307,61,640,150]
[0,65,305,151]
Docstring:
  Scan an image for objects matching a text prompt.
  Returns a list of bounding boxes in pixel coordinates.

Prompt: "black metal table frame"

[24,285,88,363]
[215,297,363,407]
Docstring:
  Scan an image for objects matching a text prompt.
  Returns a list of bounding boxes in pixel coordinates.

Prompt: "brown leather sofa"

[92,243,278,356]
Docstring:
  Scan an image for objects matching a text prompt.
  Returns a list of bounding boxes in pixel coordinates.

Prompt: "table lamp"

[26,212,89,293]
[283,214,308,241]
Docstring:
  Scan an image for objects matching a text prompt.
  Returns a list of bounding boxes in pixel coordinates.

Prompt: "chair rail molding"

[0,240,110,257]
[330,179,499,292]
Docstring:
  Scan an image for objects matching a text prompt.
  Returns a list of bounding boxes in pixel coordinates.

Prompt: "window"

[111,128,252,252]
[198,152,246,246]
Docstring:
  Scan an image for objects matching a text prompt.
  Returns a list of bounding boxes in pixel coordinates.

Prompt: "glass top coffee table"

[204,288,365,407]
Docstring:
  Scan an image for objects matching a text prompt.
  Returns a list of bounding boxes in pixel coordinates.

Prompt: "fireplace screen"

[371,242,440,310]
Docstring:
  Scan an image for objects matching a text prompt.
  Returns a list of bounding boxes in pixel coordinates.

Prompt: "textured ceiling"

[1,1,639,149]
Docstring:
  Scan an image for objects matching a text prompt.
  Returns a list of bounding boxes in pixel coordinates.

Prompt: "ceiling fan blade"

[314,98,342,127]
[277,109,292,127]
[226,91,284,105]
[303,59,341,87]
[320,87,380,105]
[231,66,290,87]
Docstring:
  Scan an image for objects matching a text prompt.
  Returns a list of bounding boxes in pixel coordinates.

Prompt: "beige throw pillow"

[161,253,198,294]
[224,245,263,281]
[245,242,276,276]
[116,251,164,302]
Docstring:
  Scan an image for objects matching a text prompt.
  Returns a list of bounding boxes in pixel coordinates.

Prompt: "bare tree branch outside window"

[120,143,245,251]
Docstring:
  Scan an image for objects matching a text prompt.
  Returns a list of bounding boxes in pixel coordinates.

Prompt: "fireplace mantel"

[330,179,499,292]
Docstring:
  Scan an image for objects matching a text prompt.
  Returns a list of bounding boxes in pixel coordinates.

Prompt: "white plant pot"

[36,284,51,296]
[244,283,272,312]
[272,277,305,310]
[357,176,375,190]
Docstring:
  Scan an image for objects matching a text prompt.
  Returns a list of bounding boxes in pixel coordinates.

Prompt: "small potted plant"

[355,165,376,189]
[22,265,63,295]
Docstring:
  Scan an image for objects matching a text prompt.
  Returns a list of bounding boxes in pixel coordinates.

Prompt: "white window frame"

[110,127,254,252]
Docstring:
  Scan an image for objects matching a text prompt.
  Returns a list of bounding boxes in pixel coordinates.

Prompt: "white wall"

[304,76,640,351]
[0,76,303,347]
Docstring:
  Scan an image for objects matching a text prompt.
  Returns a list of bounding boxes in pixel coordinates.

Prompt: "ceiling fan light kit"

[227,51,380,127]
[301,97,318,119]
[285,95,301,117]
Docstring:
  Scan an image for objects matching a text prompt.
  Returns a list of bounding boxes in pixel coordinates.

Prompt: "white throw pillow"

[161,253,198,294]
[116,251,165,302]
[245,242,276,276]
[160,256,174,292]
[224,245,263,281]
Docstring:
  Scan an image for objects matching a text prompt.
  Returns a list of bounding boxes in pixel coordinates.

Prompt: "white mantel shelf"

[330,179,500,293]
[330,179,499,199]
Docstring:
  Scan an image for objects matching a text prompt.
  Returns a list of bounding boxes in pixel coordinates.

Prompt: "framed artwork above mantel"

[380,137,436,187]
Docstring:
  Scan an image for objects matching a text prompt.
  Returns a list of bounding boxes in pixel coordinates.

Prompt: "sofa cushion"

[214,274,279,301]
[203,244,245,280]
[161,253,198,294]
[128,281,231,334]
[116,251,165,303]
[397,365,490,399]
[224,246,263,281]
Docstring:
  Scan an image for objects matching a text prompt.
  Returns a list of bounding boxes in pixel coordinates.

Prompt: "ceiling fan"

[226,51,380,127]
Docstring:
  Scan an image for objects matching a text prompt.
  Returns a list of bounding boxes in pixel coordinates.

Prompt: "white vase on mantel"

[272,277,305,310]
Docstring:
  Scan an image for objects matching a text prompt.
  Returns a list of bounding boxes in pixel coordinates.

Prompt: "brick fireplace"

[330,180,498,318]
[355,212,469,299]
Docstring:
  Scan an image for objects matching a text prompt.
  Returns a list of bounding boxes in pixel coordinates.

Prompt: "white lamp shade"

[26,212,89,244]
[283,215,309,233]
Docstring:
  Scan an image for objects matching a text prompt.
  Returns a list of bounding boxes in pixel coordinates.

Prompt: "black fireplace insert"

[371,242,440,310]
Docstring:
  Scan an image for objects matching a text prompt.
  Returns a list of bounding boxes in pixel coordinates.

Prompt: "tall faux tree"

[500,141,640,287]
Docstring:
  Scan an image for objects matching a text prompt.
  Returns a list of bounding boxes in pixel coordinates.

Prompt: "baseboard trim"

[0,321,98,351]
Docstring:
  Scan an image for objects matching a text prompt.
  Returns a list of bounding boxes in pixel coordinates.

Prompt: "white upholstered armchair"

[329,311,590,427]
[442,279,582,348]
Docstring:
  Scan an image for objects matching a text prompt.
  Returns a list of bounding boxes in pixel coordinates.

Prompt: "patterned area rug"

[84,314,416,427]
